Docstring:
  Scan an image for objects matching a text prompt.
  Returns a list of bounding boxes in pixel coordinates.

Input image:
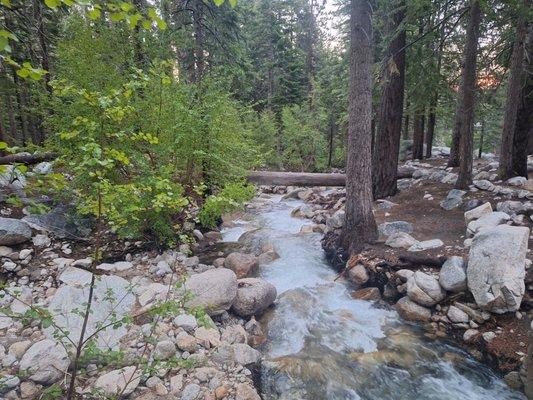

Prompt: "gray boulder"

[496,200,527,216]
[185,268,238,316]
[232,278,277,317]
[378,221,413,237]
[467,211,510,236]
[385,232,418,249]
[439,256,467,292]
[94,366,141,397]
[406,271,445,306]
[19,340,69,384]
[224,252,258,279]
[474,180,495,191]
[408,239,443,252]
[464,202,492,224]
[467,225,529,313]
[0,218,31,246]
[440,189,466,210]
[395,297,431,322]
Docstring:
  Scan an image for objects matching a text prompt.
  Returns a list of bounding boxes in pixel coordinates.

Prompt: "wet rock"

[408,239,443,252]
[224,252,258,278]
[0,218,31,245]
[464,202,492,224]
[503,371,523,390]
[232,278,277,317]
[378,221,413,237]
[467,225,529,313]
[447,305,469,323]
[94,366,141,397]
[467,211,510,236]
[351,287,381,301]
[19,339,69,384]
[439,256,466,292]
[347,264,369,285]
[185,268,237,316]
[406,271,445,306]
[395,297,431,322]
[385,232,418,249]
[258,250,279,265]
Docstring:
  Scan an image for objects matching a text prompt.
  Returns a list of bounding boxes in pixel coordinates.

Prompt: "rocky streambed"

[221,192,527,400]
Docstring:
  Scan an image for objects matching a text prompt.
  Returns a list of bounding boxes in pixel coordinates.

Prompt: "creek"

[221,194,525,400]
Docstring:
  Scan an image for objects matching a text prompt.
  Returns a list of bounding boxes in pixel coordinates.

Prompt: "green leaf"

[1,0,12,7]
[87,8,101,20]
[44,0,61,8]
[156,18,167,30]
[16,68,29,78]
[120,2,133,12]
[229,0,237,7]
[142,19,152,29]
[109,12,125,22]
[0,36,9,52]
[213,0,224,5]
[128,13,142,28]
[0,142,8,150]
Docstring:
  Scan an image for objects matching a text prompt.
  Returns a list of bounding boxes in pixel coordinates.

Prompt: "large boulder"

[232,278,276,317]
[406,271,445,306]
[395,297,431,322]
[467,225,529,313]
[45,274,135,350]
[0,218,31,245]
[185,268,238,316]
[224,252,258,279]
[439,256,467,292]
[466,211,510,236]
[440,189,466,210]
[19,339,69,384]
[22,205,92,239]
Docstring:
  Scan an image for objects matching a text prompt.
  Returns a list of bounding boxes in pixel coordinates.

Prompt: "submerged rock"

[467,225,529,313]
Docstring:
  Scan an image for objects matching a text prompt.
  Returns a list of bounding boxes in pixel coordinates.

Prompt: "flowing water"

[221,194,526,400]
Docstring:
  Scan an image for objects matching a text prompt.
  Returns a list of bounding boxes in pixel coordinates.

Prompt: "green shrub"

[198,182,255,228]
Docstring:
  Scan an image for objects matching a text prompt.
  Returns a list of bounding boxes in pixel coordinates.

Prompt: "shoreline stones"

[232,278,277,317]
[185,268,238,316]
[406,271,445,307]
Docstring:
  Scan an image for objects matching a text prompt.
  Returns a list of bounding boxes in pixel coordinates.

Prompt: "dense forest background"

[1,0,528,172]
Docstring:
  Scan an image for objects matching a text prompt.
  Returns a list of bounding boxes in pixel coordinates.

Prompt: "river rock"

[439,256,467,292]
[46,274,135,349]
[385,232,418,249]
[19,340,69,384]
[466,211,510,236]
[351,287,381,301]
[0,218,31,245]
[224,252,258,278]
[406,271,445,306]
[447,305,469,323]
[474,180,495,191]
[153,340,176,360]
[395,297,431,322]
[378,221,413,237]
[440,189,466,210]
[408,239,443,252]
[232,278,277,317]
[464,202,493,224]
[496,200,527,216]
[506,176,527,187]
[347,263,369,285]
[185,268,237,316]
[467,225,529,313]
[326,210,345,230]
[173,313,198,332]
[94,366,141,396]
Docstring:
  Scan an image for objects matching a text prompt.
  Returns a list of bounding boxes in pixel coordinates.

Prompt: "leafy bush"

[198,182,255,228]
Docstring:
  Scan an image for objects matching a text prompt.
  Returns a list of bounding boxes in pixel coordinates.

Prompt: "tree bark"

[478,115,484,158]
[512,25,533,177]
[327,112,335,167]
[425,108,436,158]
[402,100,410,139]
[372,0,406,199]
[499,4,529,179]
[341,0,378,255]
[193,0,205,83]
[455,0,481,189]
[412,111,425,159]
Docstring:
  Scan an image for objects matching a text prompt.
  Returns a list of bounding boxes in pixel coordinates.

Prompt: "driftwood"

[0,152,58,165]
[248,166,416,187]
[375,252,447,269]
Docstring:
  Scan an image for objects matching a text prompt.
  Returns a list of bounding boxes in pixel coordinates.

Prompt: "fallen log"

[0,152,58,166]
[247,166,416,187]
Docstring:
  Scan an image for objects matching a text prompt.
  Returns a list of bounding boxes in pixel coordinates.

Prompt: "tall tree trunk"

[6,94,17,141]
[402,101,410,139]
[372,0,406,199]
[412,111,425,159]
[327,111,335,167]
[448,108,461,166]
[341,0,378,255]
[478,115,484,158]
[455,0,481,189]
[500,4,530,179]
[193,0,205,83]
[512,25,533,177]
